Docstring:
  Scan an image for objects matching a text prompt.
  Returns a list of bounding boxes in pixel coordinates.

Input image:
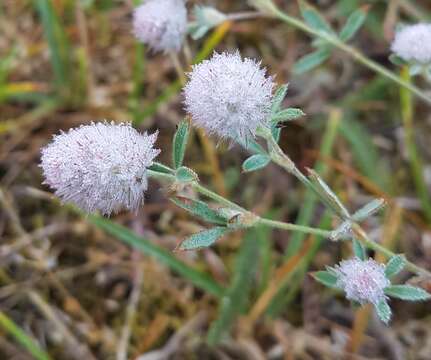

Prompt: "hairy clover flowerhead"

[183,51,275,143]
[40,122,160,215]
[391,24,431,64]
[132,0,187,53]
[334,258,390,306]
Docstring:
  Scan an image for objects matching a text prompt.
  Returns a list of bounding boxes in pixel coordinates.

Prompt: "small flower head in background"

[40,122,160,216]
[133,0,187,53]
[391,23,431,64]
[183,51,275,143]
[334,258,390,306]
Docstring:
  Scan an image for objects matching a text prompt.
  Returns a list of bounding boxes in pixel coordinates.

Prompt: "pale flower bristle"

[40,122,160,215]
[391,23,431,64]
[132,0,187,53]
[183,51,275,143]
[334,258,390,305]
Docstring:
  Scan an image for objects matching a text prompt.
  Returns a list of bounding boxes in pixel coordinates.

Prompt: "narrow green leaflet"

[375,299,392,324]
[242,154,271,172]
[171,197,227,225]
[384,255,406,278]
[179,227,229,250]
[172,120,190,169]
[339,6,369,42]
[293,49,330,75]
[88,215,224,298]
[352,198,386,222]
[299,0,335,35]
[176,166,198,183]
[312,270,339,288]
[329,220,352,241]
[271,108,305,123]
[307,169,351,219]
[149,162,175,175]
[271,84,289,113]
[352,238,366,260]
[384,285,431,301]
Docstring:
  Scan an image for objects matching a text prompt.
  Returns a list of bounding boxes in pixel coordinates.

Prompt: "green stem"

[257,218,331,237]
[148,163,431,277]
[269,6,431,106]
[400,67,431,222]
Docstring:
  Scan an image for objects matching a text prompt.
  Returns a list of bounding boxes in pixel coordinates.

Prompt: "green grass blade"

[0,311,52,360]
[88,215,224,298]
[34,0,70,93]
[207,230,259,345]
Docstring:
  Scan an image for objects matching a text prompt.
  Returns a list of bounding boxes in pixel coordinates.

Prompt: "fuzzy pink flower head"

[183,51,275,143]
[391,23,431,64]
[40,122,160,215]
[133,0,187,53]
[335,258,390,305]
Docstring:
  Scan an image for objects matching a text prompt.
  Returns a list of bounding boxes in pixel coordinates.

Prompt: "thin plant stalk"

[262,4,431,105]
[147,164,431,277]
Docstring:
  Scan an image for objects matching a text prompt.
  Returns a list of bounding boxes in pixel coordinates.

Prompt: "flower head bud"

[40,122,160,215]
[183,51,275,143]
[391,23,431,64]
[132,0,187,53]
[334,258,390,305]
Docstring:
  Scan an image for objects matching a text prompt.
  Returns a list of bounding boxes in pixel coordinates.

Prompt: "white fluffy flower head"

[40,122,160,215]
[334,258,390,305]
[133,0,187,53]
[391,23,431,64]
[183,51,275,143]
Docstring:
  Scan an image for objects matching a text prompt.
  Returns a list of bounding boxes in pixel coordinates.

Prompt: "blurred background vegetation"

[1,0,431,359]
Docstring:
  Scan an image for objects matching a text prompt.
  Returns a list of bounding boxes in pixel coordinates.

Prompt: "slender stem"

[258,218,331,237]
[226,11,264,21]
[269,6,431,106]
[352,224,431,277]
[148,164,431,277]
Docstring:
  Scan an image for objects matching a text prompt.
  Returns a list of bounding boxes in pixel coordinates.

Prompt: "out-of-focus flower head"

[40,122,160,215]
[334,257,390,306]
[133,0,187,53]
[391,23,431,64]
[183,51,274,143]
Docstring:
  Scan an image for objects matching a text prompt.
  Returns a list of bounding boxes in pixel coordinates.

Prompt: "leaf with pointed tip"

[171,197,227,225]
[242,154,271,172]
[172,120,190,169]
[352,238,366,260]
[375,300,392,324]
[293,49,331,75]
[299,0,335,35]
[352,198,386,222]
[384,285,431,301]
[271,84,289,113]
[308,169,350,219]
[271,108,306,123]
[339,6,369,42]
[149,162,174,175]
[384,255,406,278]
[179,227,229,250]
[176,166,198,183]
[312,270,339,288]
